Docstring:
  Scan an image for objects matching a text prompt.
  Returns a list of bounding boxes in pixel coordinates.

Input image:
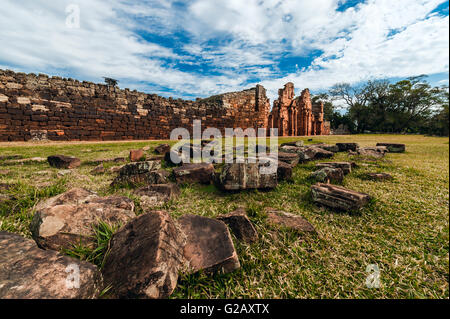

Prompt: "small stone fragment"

[217,208,258,243]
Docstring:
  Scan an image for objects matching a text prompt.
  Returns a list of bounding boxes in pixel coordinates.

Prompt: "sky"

[0,0,448,103]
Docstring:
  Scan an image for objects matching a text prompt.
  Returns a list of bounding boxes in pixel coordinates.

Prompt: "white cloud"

[0,0,448,101]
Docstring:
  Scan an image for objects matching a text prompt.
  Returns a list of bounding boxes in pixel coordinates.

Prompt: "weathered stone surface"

[316,162,353,175]
[0,231,102,299]
[173,163,214,184]
[376,143,406,153]
[279,145,333,161]
[47,155,81,169]
[217,208,258,244]
[366,173,393,181]
[310,167,344,183]
[280,140,304,147]
[277,160,293,181]
[102,211,185,299]
[266,209,316,233]
[111,160,163,187]
[177,214,240,274]
[129,149,145,162]
[336,143,359,152]
[311,183,371,211]
[90,164,105,175]
[357,146,388,158]
[315,144,339,153]
[154,143,171,154]
[275,151,300,166]
[216,160,278,190]
[30,188,135,250]
[134,184,180,210]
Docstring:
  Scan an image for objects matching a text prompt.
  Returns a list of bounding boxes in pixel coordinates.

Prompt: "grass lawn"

[0,134,448,299]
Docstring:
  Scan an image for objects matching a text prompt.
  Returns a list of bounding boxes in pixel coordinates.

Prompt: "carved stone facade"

[268,82,329,136]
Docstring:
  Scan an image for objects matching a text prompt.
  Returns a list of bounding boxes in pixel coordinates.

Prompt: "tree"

[103,77,119,87]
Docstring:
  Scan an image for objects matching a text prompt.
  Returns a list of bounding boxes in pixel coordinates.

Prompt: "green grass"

[0,134,448,298]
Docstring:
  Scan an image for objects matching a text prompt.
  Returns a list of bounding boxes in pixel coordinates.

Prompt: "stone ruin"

[268,82,330,136]
[0,69,330,142]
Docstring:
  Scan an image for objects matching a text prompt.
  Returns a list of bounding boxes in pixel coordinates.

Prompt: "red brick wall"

[0,70,270,141]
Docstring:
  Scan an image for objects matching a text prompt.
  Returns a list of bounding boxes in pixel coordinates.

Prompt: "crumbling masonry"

[0,69,329,141]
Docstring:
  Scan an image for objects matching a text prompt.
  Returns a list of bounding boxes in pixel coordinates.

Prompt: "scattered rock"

[217,208,258,244]
[154,143,171,154]
[376,143,406,153]
[177,214,240,274]
[357,146,388,158]
[277,161,293,181]
[102,211,185,299]
[0,231,102,299]
[366,173,393,181]
[266,209,316,233]
[315,162,353,175]
[109,166,123,173]
[310,167,344,183]
[315,144,339,153]
[336,143,359,152]
[30,188,135,251]
[134,184,180,210]
[311,183,371,211]
[173,163,215,184]
[142,146,151,151]
[90,164,105,175]
[111,160,163,187]
[146,155,164,161]
[279,145,333,161]
[280,140,304,147]
[216,160,278,190]
[129,149,145,162]
[48,155,81,169]
[0,169,11,175]
[275,152,300,166]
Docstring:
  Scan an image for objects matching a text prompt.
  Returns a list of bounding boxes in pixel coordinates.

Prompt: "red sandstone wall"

[0,70,269,141]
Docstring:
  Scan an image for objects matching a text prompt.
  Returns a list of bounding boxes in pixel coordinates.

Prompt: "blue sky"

[0,0,448,103]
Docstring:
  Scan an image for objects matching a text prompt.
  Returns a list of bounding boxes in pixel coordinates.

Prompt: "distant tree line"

[313,75,449,136]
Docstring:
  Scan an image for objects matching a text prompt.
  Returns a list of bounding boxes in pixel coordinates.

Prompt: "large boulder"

[134,184,180,210]
[314,144,339,153]
[217,208,258,244]
[47,155,81,169]
[336,143,359,152]
[177,214,240,274]
[266,209,316,233]
[0,231,103,299]
[376,143,405,153]
[173,163,215,185]
[30,188,135,251]
[111,160,165,187]
[102,211,185,299]
[216,160,278,190]
[310,167,344,184]
[311,183,371,211]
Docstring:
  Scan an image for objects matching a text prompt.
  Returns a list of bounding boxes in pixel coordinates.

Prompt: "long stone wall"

[0,70,270,141]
